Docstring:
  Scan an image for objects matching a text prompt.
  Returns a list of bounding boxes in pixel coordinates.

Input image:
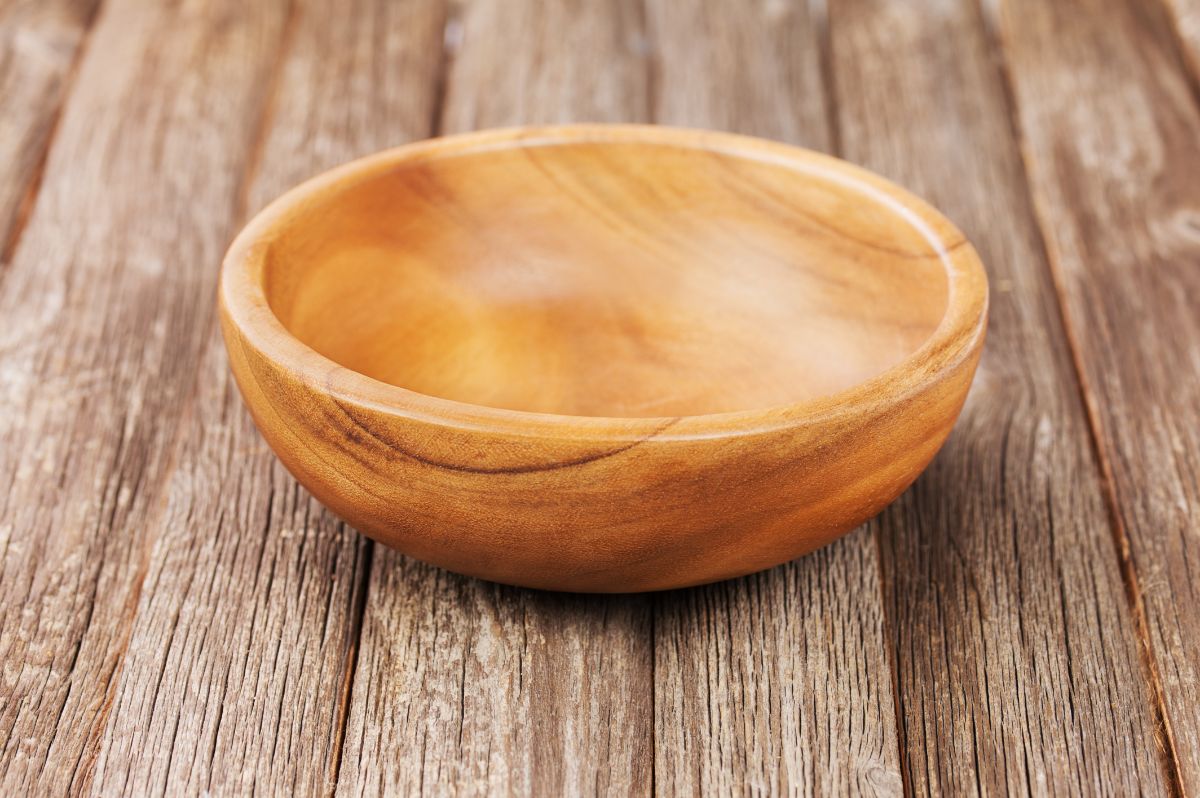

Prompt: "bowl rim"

[220,123,988,442]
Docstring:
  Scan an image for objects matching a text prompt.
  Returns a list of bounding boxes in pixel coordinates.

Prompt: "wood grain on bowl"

[220,125,987,592]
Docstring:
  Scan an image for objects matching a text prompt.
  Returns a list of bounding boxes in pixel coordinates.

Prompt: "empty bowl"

[220,124,987,592]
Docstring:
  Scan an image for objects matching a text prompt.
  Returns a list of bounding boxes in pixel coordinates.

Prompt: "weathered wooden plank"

[831,0,1171,792]
[0,0,98,257]
[83,0,446,794]
[643,1,904,794]
[0,1,293,793]
[995,0,1200,789]
[334,1,654,795]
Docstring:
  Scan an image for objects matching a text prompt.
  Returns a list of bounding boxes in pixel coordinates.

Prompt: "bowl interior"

[261,138,951,417]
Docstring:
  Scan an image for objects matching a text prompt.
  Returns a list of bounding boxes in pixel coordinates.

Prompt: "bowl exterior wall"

[221,309,982,592]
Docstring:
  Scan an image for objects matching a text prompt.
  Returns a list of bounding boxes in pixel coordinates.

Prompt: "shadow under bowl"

[220,124,988,592]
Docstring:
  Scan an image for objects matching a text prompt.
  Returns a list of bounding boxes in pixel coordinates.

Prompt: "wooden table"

[2,0,1198,794]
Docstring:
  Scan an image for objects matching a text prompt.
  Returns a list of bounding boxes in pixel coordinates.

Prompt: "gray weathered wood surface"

[0,0,1197,794]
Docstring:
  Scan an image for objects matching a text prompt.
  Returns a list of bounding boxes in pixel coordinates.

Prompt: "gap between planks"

[329,541,374,794]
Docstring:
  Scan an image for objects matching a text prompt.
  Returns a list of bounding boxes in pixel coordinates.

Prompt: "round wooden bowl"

[220,125,987,592]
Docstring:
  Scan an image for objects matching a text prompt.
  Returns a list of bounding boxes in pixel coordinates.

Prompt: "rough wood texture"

[0,1,292,793]
[996,0,1200,790]
[644,0,904,793]
[830,0,1172,792]
[2,0,1198,791]
[85,0,445,794]
[0,0,98,256]
[336,1,657,793]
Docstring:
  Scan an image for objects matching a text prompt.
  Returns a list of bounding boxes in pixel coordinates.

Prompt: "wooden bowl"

[220,125,987,592]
